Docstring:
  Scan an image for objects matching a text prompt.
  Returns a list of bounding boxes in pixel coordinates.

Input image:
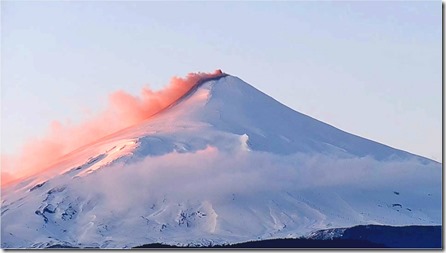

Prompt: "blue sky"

[1,1,442,161]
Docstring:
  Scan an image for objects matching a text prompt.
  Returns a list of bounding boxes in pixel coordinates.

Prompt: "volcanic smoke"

[1,70,225,186]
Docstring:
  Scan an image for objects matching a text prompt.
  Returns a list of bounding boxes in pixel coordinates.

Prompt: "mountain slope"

[1,74,441,248]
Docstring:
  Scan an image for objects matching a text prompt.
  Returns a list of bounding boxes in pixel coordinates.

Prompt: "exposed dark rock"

[30,182,47,192]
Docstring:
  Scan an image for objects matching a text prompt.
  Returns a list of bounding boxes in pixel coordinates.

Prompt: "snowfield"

[1,74,441,248]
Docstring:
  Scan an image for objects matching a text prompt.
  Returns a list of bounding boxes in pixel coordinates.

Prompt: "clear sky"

[1,1,442,162]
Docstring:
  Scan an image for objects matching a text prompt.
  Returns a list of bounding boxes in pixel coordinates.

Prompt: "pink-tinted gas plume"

[1,70,224,186]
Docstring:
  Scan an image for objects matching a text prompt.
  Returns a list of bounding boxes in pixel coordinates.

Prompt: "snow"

[1,74,441,248]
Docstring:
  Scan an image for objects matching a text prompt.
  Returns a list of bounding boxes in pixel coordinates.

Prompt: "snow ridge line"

[43,71,228,163]
[157,70,229,114]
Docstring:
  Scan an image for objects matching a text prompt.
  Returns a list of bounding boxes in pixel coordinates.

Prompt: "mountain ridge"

[158,74,436,162]
[1,72,441,248]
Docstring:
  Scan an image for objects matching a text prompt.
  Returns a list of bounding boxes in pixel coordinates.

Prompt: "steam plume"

[2,70,225,185]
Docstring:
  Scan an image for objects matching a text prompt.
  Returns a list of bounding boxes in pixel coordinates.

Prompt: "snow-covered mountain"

[1,72,441,248]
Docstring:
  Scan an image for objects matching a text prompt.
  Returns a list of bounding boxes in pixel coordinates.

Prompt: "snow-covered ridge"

[1,73,441,248]
[150,69,228,118]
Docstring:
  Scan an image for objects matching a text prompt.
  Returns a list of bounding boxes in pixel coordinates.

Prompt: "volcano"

[1,72,441,248]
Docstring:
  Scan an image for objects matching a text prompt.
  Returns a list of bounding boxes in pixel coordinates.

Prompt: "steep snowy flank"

[1,74,441,248]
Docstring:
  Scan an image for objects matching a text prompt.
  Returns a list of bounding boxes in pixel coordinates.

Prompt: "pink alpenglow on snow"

[1,70,226,186]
